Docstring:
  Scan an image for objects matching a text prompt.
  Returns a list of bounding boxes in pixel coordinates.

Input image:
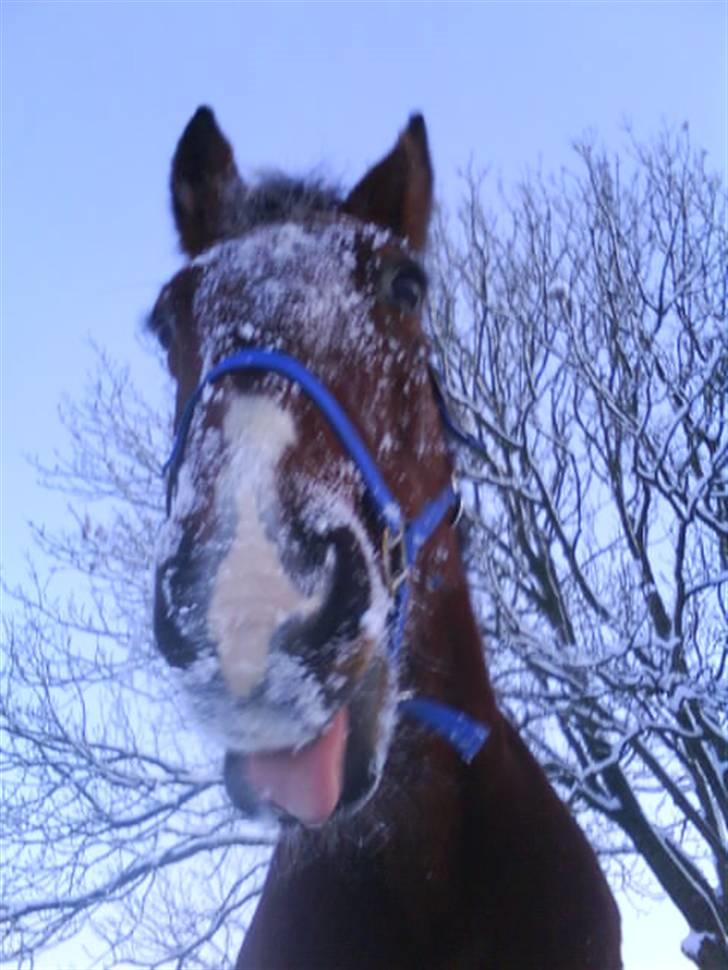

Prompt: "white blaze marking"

[207,395,322,698]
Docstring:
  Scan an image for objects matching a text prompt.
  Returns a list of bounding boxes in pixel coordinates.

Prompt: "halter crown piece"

[165,348,490,764]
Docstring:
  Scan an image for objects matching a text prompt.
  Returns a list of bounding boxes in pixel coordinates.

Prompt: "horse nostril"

[295,525,371,654]
[153,556,199,669]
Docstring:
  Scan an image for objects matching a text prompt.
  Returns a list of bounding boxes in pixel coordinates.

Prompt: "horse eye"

[147,302,176,351]
[157,322,174,350]
[388,263,426,313]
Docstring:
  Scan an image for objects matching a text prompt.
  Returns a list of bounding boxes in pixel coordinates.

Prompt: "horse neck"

[406,536,499,731]
[379,541,500,873]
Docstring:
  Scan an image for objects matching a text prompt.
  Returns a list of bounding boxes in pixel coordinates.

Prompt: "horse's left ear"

[343,114,433,251]
[171,106,247,256]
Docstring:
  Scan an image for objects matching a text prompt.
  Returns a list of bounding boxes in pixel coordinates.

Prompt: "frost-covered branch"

[1,349,273,969]
[429,127,728,968]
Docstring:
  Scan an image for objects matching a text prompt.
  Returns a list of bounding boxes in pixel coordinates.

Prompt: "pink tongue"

[247,708,349,825]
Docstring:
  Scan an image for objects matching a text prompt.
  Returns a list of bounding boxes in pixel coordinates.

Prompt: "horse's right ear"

[171,107,247,257]
[343,114,433,251]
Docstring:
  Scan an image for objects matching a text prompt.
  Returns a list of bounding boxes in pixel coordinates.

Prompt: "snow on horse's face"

[150,109,447,825]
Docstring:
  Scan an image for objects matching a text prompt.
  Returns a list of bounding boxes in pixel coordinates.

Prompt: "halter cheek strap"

[165,348,489,764]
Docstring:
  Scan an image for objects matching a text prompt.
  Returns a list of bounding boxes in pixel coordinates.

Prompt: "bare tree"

[1,349,272,968]
[429,128,727,969]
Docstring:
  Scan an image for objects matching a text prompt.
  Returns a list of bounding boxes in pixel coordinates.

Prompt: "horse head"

[150,108,459,826]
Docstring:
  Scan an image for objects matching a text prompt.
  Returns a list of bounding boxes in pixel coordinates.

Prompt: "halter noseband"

[165,348,489,764]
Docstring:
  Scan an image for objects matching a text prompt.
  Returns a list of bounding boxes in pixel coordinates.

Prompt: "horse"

[149,105,622,969]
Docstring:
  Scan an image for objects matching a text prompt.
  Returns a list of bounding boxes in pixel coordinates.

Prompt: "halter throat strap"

[165,348,489,764]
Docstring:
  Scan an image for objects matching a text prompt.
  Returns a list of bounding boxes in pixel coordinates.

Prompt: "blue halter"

[165,348,489,764]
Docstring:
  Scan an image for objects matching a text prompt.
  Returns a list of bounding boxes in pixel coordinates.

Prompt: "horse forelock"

[194,172,341,248]
[240,174,341,231]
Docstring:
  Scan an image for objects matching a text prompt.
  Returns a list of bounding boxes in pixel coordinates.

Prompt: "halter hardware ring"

[449,474,464,526]
[382,525,409,595]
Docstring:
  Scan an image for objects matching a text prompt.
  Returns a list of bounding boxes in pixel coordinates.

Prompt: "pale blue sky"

[1,2,725,967]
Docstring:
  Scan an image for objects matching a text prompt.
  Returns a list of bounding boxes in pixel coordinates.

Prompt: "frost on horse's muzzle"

[154,391,385,758]
[153,521,379,762]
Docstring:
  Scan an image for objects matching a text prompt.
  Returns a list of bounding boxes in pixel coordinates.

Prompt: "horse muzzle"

[153,511,393,823]
[223,650,392,826]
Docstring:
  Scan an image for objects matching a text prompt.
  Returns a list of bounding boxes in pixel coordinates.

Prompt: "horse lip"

[223,708,350,825]
[222,691,381,823]
[220,627,391,821]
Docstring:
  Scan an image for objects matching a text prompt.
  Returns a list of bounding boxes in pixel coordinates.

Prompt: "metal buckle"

[382,525,409,594]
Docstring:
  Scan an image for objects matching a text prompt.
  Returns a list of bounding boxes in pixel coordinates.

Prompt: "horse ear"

[171,106,247,256]
[343,114,433,250]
